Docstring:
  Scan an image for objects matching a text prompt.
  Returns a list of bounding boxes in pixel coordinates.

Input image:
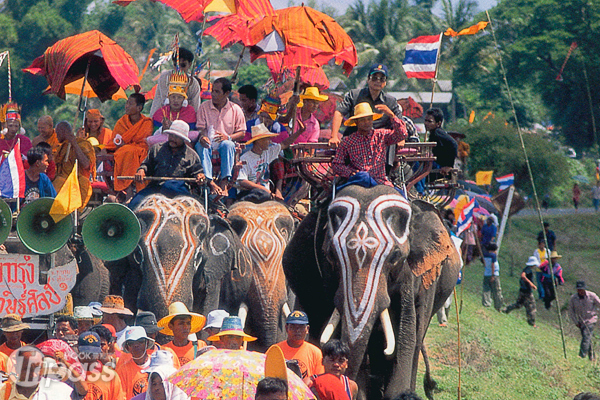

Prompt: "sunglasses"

[370,75,386,82]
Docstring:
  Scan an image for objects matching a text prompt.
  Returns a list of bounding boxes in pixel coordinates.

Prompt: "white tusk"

[320,308,341,346]
[282,302,291,318]
[238,302,249,328]
[380,308,395,356]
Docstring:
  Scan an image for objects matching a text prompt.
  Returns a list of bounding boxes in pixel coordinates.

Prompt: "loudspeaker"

[0,199,12,245]
[81,203,141,261]
[16,197,73,254]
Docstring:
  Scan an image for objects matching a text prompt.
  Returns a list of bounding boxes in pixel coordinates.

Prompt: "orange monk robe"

[32,129,60,157]
[95,127,115,148]
[53,138,96,209]
[108,115,153,192]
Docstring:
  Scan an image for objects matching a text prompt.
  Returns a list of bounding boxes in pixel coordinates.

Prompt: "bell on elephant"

[207,316,256,350]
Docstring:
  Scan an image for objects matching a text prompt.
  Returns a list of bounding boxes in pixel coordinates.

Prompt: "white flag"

[0,51,8,67]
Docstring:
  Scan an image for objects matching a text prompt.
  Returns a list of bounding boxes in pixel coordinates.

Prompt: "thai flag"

[496,173,515,190]
[402,34,443,79]
[457,198,477,236]
[0,141,25,198]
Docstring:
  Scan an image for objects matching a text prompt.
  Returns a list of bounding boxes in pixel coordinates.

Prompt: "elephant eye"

[328,207,348,232]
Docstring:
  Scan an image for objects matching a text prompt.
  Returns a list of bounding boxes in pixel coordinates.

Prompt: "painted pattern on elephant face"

[229,203,293,301]
[136,195,208,305]
[328,194,411,344]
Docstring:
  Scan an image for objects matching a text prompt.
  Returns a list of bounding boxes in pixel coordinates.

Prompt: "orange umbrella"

[248,6,357,76]
[23,30,140,102]
[59,78,127,101]
[113,0,269,22]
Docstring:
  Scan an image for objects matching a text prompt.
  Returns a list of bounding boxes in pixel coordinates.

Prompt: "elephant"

[283,184,461,400]
[68,241,110,307]
[192,214,253,318]
[228,200,295,350]
[107,194,210,318]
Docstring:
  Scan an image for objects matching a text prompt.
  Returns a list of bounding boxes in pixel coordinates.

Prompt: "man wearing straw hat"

[100,295,134,342]
[158,302,206,366]
[237,122,305,202]
[207,316,256,350]
[0,314,29,357]
[332,102,407,188]
[539,250,564,310]
[329,64,403,147]
[280,87,329,143]
[568,281,600,360]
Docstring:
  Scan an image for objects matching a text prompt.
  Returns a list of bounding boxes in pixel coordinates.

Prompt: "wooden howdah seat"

[290,142,460,209]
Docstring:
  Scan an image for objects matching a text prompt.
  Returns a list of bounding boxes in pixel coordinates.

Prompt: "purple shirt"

[569,290,600,325]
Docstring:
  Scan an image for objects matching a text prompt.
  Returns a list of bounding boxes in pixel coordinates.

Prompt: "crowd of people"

[0,295,429,400]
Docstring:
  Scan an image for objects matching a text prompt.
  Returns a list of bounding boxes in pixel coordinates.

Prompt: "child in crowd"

[152,72,197,132]
[504,256,539,327]
[308,340,358,400]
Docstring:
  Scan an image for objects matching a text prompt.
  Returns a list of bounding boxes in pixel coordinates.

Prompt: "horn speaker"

[81,203,141,261]
[16,197,73,254]
[0,199,12,245]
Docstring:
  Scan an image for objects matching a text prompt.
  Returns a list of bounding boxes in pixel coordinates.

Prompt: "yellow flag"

[476,171,494,186]
[469,110,475,124]
[445,21,489,37]
[50,161,82,222]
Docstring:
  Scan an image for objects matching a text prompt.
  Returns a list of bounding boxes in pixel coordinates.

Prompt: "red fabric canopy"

[24,30,140,101]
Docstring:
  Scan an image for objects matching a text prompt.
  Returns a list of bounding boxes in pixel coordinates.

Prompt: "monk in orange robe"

[77,109,114,148]
[31,115,60,155]
[106,94,153,195]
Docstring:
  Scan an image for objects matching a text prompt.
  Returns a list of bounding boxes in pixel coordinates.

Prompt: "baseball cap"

[78,331,102,354]
[286,310,309,325]
[576,281,587,290]
[369,64,388,77]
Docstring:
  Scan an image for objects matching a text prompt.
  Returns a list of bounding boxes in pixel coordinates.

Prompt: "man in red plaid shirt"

[332,102,407,187]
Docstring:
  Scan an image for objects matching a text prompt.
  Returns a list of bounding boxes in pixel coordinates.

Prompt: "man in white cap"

[203,310,229,348]
[237,122,304,202]
[131,120,205,209]
[74,306,95,333]
[504,256,539,327]
[115,326,155,399]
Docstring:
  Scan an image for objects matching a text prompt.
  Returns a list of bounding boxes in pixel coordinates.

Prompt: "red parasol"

[248,6,357,76]
[23,30,140,102]
[113,0,272,23]
[398,96,423,119]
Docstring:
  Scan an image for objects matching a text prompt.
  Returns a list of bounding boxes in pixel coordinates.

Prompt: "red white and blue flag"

[402,34,443,79]
[0,141,25,198]
[496,173,515,191]
[457,197,477,236]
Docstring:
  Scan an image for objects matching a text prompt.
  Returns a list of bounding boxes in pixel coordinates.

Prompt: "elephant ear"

[407,200,456,289]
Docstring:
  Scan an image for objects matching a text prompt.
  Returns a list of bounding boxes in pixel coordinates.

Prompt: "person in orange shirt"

[78,331,126,400]
[116,311,180,370]
[105,93,154,201]
[276,311,324,380]
[0,314,29,357]
[77,109,114,148]
[158,302,207,366]
[115,326,154,399]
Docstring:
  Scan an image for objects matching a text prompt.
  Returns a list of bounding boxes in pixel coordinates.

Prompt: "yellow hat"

[344,102,383,126]
[300,87,328,102]
[168,72,189,99]
[157,302,206,335]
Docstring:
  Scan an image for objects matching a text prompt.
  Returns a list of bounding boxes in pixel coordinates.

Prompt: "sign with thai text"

[0,254,77,318]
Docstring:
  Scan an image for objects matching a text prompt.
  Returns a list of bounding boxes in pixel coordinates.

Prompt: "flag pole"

[73,160,78,232]
[6,51,11,102]
[429,32,444,110]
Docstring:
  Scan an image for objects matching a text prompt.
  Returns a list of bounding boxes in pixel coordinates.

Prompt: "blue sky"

[270,0,498,16]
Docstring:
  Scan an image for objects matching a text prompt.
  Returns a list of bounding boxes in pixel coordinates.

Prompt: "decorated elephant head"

[284,184,461,398]
[133,194,209,318]
[228,201,295,349]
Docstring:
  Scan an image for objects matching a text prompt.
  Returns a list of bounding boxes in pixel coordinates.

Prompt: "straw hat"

[1,314,30,332]
[157,302,206,336]
[550,250,562,259]
[207,316,257,342]
[299,87,328,106]
[244,123,278,145]
[100,295,133,316]
[164,120,191,143]
[344,102,383,126]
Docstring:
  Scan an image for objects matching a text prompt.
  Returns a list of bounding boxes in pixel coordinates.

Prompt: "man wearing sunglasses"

[330,64,403,147]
